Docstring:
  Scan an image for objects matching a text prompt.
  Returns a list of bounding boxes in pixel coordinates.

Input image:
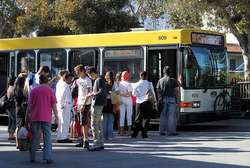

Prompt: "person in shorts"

[74,65,92,148]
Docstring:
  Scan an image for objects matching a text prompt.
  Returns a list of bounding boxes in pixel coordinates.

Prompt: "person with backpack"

[23,65,50,97]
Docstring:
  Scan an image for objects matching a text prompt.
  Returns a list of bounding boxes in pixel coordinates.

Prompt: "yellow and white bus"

[0,29,228,123]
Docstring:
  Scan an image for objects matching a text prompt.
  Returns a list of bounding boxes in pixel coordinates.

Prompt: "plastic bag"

[17,127,28,139]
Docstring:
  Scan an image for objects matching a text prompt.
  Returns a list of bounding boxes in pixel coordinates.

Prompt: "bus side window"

[38,49,67,77]
[69,49,97,73]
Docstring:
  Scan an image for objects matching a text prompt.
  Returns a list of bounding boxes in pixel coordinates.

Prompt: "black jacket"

[92,76,107,106]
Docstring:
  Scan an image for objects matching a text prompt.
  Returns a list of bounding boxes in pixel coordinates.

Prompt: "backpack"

[28,73,35,86]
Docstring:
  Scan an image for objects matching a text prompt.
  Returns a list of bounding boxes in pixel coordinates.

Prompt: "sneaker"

[99,146,104,150]
[30,160,35,163]
[75,140,83,147]
[46,160,54,164]
[167,133,179,136]
[131,132,138,138]
[87,146,102,152]
[83,141,89,148]
[57,139,73,143]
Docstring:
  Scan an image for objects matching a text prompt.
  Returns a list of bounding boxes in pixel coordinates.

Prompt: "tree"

[136,0,250,79]
[15,0,140,36]
[0,0,20,38]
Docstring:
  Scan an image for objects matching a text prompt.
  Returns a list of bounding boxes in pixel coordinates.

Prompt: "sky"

[226,33,239,44]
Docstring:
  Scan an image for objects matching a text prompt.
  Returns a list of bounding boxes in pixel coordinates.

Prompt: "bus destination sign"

[191,33,224,46]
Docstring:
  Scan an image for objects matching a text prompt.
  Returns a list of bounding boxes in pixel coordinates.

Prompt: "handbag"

[110,92,121,105]
[0,94,15,110]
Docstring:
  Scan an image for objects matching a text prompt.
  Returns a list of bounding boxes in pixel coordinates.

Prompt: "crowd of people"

[4,64,179,163]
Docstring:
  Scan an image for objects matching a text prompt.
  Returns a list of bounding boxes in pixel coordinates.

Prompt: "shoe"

[83,141,89,148]
[8,137,15,141]
[141,134,148,138]
[30,160,35,163]
[167,133,179,136]
[87,146,102,151]
[46,160,53,164]
[57,139,73,143]
[99,146,104,150]
[75,140,83,147]
[159,132,166,136]
[131,132,138,138]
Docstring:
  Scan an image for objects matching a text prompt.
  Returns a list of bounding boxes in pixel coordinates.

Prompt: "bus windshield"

[182,46,227,88]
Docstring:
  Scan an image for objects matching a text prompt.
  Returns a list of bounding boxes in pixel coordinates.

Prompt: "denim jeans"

[103,113,114,139]
[30,122,52,161]
[91,105,104,147]
[159,97,177,134]
[7,108,16,134]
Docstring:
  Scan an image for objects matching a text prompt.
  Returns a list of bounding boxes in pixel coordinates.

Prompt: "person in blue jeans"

[102,71,116,140]
[25,75,58,164]
[156,66,179,136]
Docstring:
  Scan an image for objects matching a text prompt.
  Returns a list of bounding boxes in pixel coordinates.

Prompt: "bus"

[0,29,228,123]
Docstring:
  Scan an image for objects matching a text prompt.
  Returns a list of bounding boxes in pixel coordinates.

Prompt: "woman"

[113,72,121,134]
[118,71,133,136]
[6,77,16,140]
[14,73,28,150]
[102,71,116,140]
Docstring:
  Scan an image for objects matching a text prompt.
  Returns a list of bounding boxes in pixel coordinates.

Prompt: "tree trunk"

[243,52,250,80]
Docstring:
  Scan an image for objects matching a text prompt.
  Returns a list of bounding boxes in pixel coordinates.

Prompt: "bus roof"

[0,29,225,51]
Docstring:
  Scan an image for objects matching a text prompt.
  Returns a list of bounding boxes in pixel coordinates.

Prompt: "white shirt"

[56,79,73,108]
[133,80,151,104]
[118,80,132,98]
[78,76,92,105]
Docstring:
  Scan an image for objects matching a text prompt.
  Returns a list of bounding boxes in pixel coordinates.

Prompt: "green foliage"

[0,0,21,38]
[135,0,250,47]
[15,0,140,36]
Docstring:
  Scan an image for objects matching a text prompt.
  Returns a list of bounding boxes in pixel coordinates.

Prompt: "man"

[87,67,107,151]
[24,65,50,97]
[74,65,92,148]
[132,71,155,138]
[25,75,58,164]
[156,66,179,136]
[56,72,74,143]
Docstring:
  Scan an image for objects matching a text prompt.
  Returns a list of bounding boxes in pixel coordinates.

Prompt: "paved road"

[0,119,250,168]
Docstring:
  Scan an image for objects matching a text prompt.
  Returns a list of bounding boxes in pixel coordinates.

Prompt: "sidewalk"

[0,120,250,168]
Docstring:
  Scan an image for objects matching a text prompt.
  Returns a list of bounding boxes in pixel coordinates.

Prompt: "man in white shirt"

[132,71,155,138]
[56,72,73,143]
[74,65,92,148]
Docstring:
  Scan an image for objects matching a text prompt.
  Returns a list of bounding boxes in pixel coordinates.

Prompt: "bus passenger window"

[38,49,67,77]
[69,49,97,73]
[104,48,143,82]
[17,50,36,74]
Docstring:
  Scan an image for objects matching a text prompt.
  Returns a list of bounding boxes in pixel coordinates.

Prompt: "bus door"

[0,52,9,96]
[147,48,177,87]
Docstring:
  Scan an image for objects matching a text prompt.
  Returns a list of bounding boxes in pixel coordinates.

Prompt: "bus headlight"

[192,101,200,108]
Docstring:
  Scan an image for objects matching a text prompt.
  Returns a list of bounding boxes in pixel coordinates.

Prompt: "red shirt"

[28,85,57,122]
